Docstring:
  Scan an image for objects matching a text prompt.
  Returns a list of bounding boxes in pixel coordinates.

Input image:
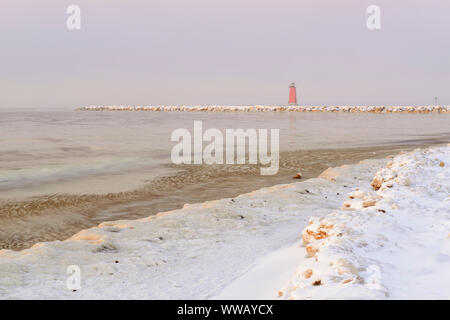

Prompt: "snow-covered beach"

[226,145,450,299]
[1,145,448,299]
[4,0,450,304]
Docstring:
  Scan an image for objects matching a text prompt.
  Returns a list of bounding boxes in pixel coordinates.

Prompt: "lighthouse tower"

[288,83,297,105]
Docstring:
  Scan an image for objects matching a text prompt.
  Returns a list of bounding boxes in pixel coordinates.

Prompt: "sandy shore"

[1,145,447,299]
[78,105,450,113]
[0,153,383,299]
[0,144,435,251]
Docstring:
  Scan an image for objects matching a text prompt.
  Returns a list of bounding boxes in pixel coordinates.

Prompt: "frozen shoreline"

[248,145,449,300]
[0,146,448,299]
[280,145,450,299]
[77,105,450,114]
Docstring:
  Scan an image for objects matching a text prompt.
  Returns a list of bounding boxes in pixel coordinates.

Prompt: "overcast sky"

[1,0,449,107]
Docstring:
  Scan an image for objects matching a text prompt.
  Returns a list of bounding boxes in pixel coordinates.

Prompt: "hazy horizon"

[1,0,449,108]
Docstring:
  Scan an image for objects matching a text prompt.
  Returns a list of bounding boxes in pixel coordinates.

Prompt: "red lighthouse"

[288,83,297,105]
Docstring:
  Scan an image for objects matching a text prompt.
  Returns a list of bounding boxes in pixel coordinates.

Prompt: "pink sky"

[1,0,449,107]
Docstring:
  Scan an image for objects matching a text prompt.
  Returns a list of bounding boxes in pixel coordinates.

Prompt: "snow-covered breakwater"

[77,105,450,113]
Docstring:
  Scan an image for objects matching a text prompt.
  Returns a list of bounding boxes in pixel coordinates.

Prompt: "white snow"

[78,105,450,114]
[277,145,450,299]
[214,243,306,300]
[0,145,448,299]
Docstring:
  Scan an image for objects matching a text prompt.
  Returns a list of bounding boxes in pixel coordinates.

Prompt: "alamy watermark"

[367,5,381,30]
[66,5,81,30]
[65,5,381,31]
[365,265,382,290]
[66,265,81,290]
[171,121,279,175]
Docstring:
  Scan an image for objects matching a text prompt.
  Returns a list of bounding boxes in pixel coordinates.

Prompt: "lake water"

[1,107,449,249]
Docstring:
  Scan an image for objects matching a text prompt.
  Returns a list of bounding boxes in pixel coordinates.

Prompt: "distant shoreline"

[77,105,450,113]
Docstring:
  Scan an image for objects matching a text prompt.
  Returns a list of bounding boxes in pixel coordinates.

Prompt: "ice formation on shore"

[279,145,450,299]
[0,145,448,299]
[0,158,387,299]
[77,105,450,114]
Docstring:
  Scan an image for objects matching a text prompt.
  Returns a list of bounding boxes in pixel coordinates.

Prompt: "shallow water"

[0,107,449,249]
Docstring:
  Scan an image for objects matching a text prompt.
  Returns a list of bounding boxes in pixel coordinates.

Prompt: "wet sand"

[0,142,443,250]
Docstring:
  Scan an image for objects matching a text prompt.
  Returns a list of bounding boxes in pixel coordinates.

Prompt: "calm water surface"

[0,107,449,249]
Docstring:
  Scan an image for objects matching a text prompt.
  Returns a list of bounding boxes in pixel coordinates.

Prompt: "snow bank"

[0,157,386,299]
[1,146,448,299]
[279,145,450,299]
[77,105,450,114]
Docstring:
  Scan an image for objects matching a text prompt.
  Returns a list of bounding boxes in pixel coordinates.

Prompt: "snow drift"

[279,145,450,299]
[0,145,448,299]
